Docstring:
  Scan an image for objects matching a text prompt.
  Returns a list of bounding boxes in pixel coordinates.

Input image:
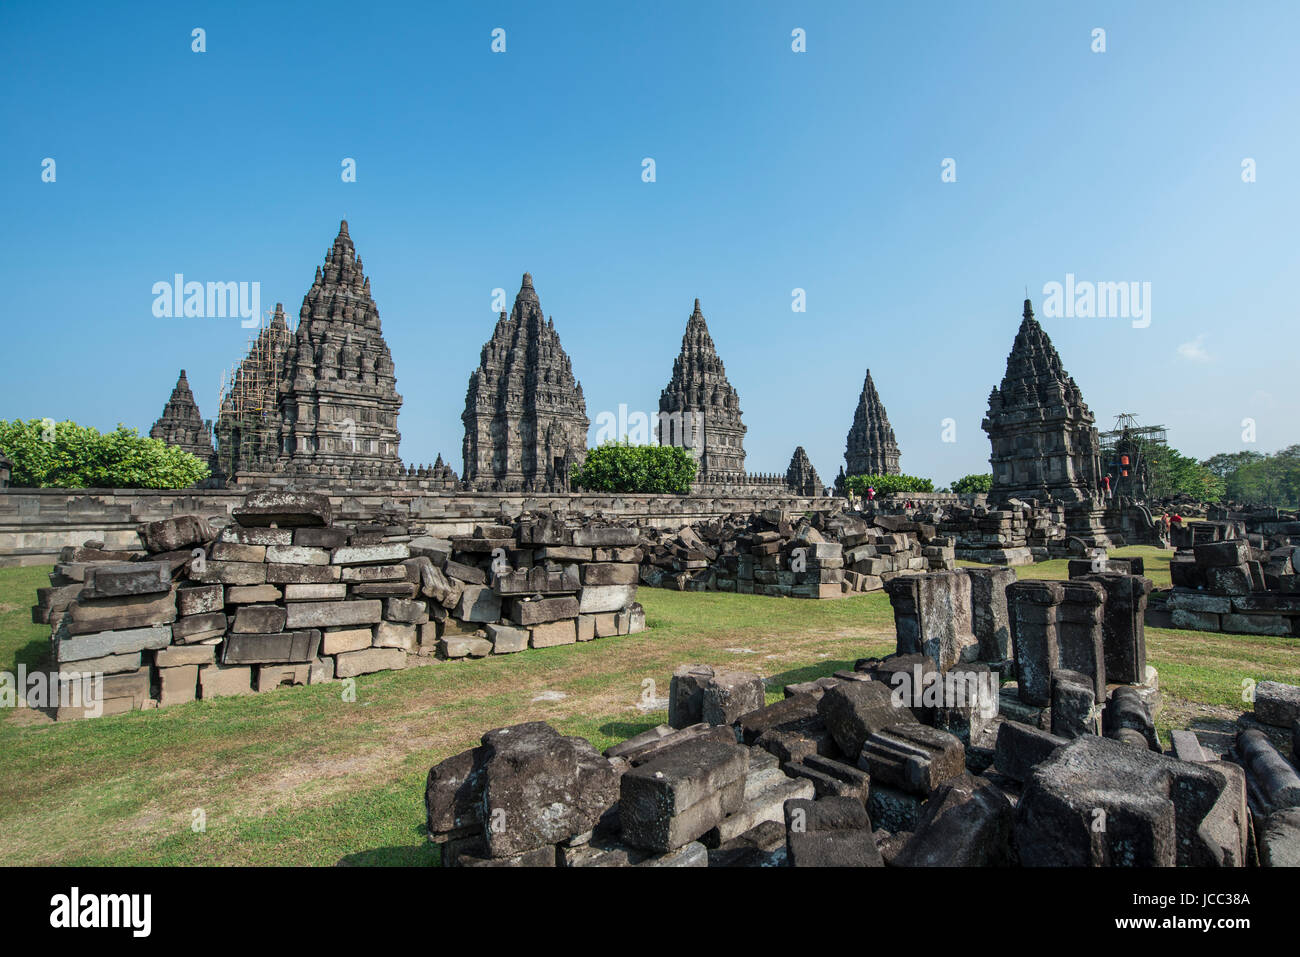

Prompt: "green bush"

[950,473,993,494]
[0,419,210,489]
[844,473,935,497]
[570,442,697,494]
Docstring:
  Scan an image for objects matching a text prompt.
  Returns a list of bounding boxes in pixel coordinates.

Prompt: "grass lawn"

[0,556,1294,865]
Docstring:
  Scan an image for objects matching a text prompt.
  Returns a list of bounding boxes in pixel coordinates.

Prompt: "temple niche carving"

[844,368,900,477]
[461,273,589,492]
[657,299,747,484]
[150,370,215,464]
[982,299,1102,504]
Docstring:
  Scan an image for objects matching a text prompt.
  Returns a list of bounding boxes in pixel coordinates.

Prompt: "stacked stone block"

[1163,535,1300,636]
[32,492,646,719]
[638,509,954,600]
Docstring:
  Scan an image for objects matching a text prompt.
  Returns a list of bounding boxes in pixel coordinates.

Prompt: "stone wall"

[33,493,651,719]
[0,488,839,567]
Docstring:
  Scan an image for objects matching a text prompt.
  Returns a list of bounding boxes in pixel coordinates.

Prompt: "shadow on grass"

[8,638,50,675]
[763,660,856,691]
[337,843,439,866]
[598,719,660,741]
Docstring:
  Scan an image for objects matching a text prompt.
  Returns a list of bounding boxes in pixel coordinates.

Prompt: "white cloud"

[1176,334,1210,363]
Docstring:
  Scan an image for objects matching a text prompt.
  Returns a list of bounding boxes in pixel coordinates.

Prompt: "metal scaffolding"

[214,310,293,478]
[1099,412,1167,501]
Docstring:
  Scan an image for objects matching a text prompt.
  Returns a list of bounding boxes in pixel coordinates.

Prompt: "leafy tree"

[0,419,210,489]
[950,473,993,494]
[1199,445,1300,506]
[844,473,935,497]
[1201,450,1265,477]
[1144,444,1223,502]
[570,442,697,494]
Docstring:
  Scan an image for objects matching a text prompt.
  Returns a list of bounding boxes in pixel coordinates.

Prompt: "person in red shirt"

[1102,474,1112,499]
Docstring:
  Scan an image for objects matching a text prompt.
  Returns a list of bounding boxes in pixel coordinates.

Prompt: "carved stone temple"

[844,368,900,477]
[276,221,404,475]
[785,446,822,496]
[461,273,590,492]
[982,299,1103,504]
[656,299,747,484]
[150,370,215,464]
[212,221,406,481]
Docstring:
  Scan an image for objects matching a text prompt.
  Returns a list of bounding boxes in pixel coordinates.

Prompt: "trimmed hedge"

[571,442,697,494]
[844,473,935,497]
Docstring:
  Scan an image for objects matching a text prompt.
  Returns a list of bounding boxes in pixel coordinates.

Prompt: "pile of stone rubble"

[1153,519,1300,636]
[878,499,1070,567]
[423,563,1300,866]
[636,509,955,599]
[32,491,644,719]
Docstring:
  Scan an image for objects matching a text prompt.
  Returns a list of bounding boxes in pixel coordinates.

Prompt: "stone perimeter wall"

[0,488,838,567]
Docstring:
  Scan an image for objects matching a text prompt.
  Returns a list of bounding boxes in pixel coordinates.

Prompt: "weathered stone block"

[859,724,965,796]
[334,647,407,677]
[530,620,577,648]
[510,596,579,625]
[578,584,637,614]
[80,562,171,600]
[232,490,331,527]
[198,663,253,698]
[231,604,287,634]
[222,629,321,665]
[284,600,381,629]
[455,585,502,623]
[486,622,528,653]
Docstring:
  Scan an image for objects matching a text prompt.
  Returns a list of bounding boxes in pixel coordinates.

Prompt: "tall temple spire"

[274,220,403,471]
[844,368,900,476]
[150,369,214,464]
[657,298,746,483]
[982,298,1101,503]
[462,272,589,491]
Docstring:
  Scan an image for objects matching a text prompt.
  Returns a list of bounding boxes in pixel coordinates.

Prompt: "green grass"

[959,545,1174,588]
[0,556,1292,865]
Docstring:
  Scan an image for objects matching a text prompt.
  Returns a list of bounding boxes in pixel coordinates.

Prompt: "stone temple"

[844,369,900,477]
[657,299,747,484]
[150,370,214,464]
[462,273,589,492]
[212,222,406,481]
[277,221,404,475]
[785,446,822,496]
[982,299,1102,504]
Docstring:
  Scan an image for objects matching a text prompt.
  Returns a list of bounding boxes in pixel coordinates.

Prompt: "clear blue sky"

[3,1,1297,485]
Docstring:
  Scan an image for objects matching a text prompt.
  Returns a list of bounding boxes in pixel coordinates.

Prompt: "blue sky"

[2,1,1297,485]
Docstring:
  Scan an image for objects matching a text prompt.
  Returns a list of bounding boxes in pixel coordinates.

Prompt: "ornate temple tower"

[844,369,901,476]
[275,221,403,474]
[785,446,823,496]
[657,299,747,483]
[461,273,589,491]
[982,299,1102,503]
[150,370,214,463]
